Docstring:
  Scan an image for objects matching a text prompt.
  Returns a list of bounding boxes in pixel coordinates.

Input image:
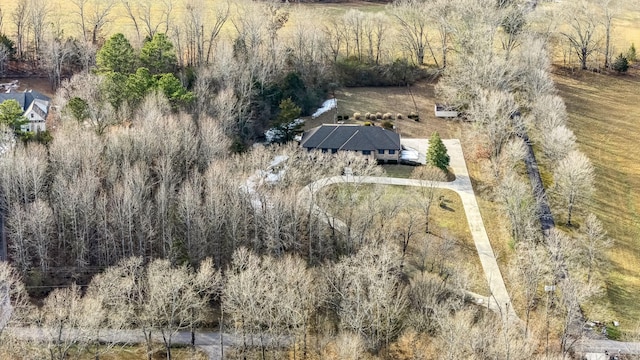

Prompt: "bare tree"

[542,125,576,167]
[390,0,436,66]
[412,166,446,234]
[27,0,51,60]
[0,44,9,76]
[552,150,595,226]
[11,0,29,60]
[72,0,116,44]
[579,213,612,284]
[497,173,537,243]
[0,261,32,340]
[560,0,601,70]
[510,241,549,336]
[598,0,618,69]
[145,258,220,360]
[38,284,86,360]
[327,242,407,351]
[121,0,175,46]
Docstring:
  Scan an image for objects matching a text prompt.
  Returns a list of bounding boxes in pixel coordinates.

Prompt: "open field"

[0,0,386,47]
[305,81,463,140]
[553,66,640,330]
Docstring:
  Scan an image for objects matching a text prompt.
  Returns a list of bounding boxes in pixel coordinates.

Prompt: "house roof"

[0,90,50,113]
[301,124,401,151]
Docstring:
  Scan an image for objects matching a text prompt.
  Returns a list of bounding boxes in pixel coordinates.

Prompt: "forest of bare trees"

[0,0,632,358]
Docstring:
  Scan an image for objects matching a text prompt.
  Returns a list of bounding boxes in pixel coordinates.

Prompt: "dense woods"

[0,0,633,358]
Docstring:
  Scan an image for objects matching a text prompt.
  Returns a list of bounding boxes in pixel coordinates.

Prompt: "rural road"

[298,139,517,321]
[7,327,289,360]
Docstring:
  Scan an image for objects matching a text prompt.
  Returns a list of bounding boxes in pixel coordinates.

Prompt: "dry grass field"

[553,66,640,330]
[305,81,463,140]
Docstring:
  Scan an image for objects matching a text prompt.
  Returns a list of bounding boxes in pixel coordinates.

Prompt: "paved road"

[299,139,517,321]
[8,327,292,360]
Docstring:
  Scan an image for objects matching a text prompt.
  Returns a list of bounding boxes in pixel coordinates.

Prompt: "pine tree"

[96,33,136,74]
[612,53,629,73]
[426,132,449,171]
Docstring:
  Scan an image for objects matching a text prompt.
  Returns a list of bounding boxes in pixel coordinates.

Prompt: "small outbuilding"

[434,104,459,118]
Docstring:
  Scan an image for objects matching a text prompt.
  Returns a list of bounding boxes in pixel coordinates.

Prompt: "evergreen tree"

[96,33,136,74]
[273,98,302,143]
[0,99,29,140]
[426,132,449,171]
[612,53,629,73]
[140,33,177,74]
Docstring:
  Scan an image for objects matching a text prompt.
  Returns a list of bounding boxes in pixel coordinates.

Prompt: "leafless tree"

[557,276,600,357]
[497,174,538,243]
[71,0,116,44]
[412,166,446,234]
[552,150,595,226]
[542,125,576,167]
[390,0,436,66]
[122,0,175,46]
[145,258,220,360]
[579,213,612,284]
[27,0,50,60]
[0,44,9,76]
[38,284,86,360]
[327,242,407,351]
[0,261,32,339]
[597,0,618,69]
[322,15,347,62]
[560,0,601,70]
[42,35,73,90]
[510,241,550,336]
[11,0,29,60]
[468,89,520,161]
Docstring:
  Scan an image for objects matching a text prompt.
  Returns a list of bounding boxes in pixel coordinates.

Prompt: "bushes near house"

[376,112,383,120]
[382,120,394,130]
[396,113,403,120]
[354,112,361,120]
[408,112,420,121]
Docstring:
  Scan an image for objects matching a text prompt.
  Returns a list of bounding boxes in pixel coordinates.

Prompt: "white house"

[0,90,50,133]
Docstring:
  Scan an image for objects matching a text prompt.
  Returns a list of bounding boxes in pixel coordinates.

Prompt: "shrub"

[375,112,383,120]
[396,113,403,120]
[363,121,372,126]
[333,58,429,87]
[613,53,629,73]
[344,114,350,120]
[383,112,393,120]
[381,120,394,129]
[337,115,344,121]
[364,112,371,120]
[354,112,361,120]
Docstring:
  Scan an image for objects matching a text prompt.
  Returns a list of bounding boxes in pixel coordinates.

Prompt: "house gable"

[0,90,50,133]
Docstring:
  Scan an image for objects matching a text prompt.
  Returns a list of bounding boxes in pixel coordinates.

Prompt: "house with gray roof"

[0,90,50,133]
[300,124,401,162]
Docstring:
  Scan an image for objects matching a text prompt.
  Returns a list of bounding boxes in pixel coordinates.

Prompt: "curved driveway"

[298,139,517,321]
